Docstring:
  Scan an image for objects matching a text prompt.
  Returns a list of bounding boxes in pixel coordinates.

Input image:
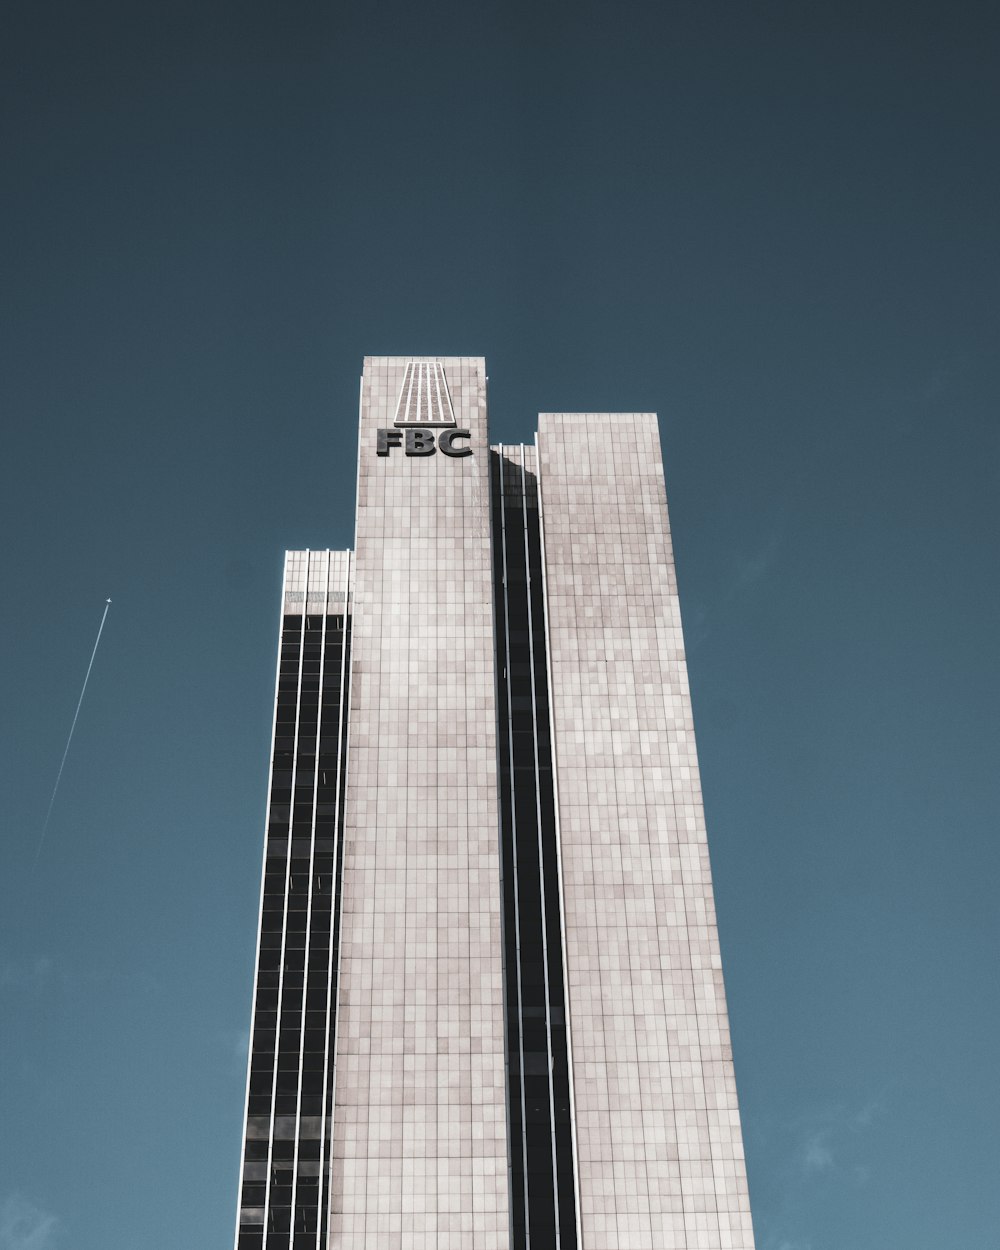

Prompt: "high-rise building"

[234,357,756,1250]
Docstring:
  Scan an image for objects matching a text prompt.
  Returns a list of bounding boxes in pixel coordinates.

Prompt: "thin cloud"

[761,1097,889,1250]
[794,1094,885,1178]
[230,1028,251,1076]
[802,1133,834,1173]
[855,1098,883,1128]
[0,1195,58,1250]
[734,528,782,592]
[687,524,785,650]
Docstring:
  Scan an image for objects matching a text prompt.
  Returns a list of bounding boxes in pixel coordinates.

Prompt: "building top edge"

[285,549,353,558]
[363,355,485,366]
[540,417,655,427]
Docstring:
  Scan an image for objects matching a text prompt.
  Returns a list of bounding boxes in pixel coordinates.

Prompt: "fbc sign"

[376,428,472,457]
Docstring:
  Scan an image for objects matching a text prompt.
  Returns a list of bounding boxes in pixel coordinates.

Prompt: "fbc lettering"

[376,428,472,457]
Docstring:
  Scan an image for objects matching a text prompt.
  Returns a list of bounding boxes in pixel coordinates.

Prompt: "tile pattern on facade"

[331,358,509,1249]
[537,414,755,1250]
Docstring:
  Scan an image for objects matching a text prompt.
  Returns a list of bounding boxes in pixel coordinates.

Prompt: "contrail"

[32,598,112,871]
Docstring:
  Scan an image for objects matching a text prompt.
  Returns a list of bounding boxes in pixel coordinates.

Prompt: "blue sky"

[1,2,998,1248]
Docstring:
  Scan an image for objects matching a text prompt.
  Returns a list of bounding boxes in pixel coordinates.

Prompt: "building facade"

[234,357,756,1250]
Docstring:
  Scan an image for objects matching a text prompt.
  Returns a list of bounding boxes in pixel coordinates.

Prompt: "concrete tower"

[233,357,755,1250]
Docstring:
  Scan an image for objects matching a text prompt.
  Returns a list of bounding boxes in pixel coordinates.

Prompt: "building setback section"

[330,358,509,1249]
[537,413,755,1250]
[234,550,352,1250]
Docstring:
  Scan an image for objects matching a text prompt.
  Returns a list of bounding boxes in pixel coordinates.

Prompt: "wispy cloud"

[733,528,783,594]
[855,1098,881,1128]
[0,1195,58,1250]
[202,1026,251,1079]
[802,1132,834,1173]
[757,1095,887,1250]
[687,524,785,651]
[230,1027,250,1076]
[791,1094,885,1180]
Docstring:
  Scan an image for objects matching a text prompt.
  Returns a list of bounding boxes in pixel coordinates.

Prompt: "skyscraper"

[234,357,756,1250]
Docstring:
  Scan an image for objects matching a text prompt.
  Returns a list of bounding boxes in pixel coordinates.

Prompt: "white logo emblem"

[394,360,456,427]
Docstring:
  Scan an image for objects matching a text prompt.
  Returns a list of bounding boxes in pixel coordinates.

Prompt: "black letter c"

[438,429,472,457]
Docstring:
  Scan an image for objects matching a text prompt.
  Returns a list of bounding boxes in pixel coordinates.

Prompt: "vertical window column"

[236,552,351,1250]
[492,449,578,1250]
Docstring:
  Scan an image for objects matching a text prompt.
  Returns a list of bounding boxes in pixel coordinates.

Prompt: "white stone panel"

[537,413,755,1250]
[331,358,509,1250]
